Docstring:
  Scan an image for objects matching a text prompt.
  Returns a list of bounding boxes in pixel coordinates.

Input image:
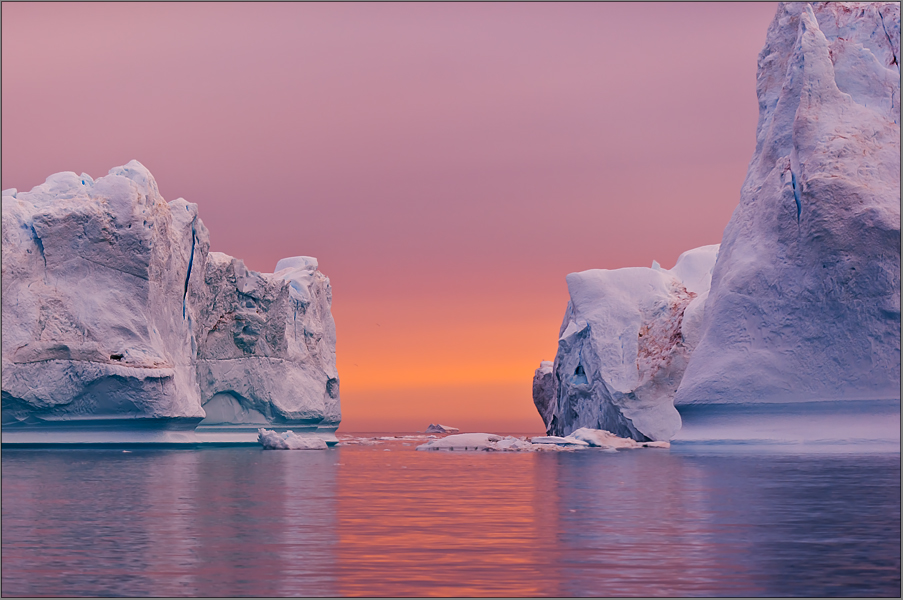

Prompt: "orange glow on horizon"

[331,293,563,431]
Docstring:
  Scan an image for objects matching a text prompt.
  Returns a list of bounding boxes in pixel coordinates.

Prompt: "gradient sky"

[2,2,778,432]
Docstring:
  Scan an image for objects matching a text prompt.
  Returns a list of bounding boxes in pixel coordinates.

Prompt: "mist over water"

[2,441,899,597]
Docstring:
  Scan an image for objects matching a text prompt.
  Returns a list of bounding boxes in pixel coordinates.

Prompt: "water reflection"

[1,449,338,597]
[690,454,902,597]
[2,444,899,597]
[549,451,762,597]
[335,447,556,596]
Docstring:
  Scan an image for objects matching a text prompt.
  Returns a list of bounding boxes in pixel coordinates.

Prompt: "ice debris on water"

[415,429,669,452]
[257,428,328,450]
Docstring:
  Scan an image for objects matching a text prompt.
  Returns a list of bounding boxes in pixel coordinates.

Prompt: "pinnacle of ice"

[674,2,901,407]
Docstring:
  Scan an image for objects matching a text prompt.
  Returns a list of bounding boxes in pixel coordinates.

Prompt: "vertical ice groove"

[878,10,900,71]
[791,169,802,222]
[182,226,196,319]
[30,224,46,269]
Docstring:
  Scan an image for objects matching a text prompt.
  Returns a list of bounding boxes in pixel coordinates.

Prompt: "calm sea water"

[2,437,900,597]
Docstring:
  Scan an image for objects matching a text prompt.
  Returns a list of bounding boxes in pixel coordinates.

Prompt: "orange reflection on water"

[335,441,562,596]
[334,443,764,597]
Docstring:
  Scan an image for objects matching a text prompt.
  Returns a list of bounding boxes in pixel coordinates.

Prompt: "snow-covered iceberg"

[533,245,719,442]
[534,2,900,446]
[1,161,340,445]
[675,2,900,408]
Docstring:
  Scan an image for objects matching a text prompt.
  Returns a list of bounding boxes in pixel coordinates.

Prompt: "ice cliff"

[193,254,340,442]
[533,246,719,442]
[535,2,900,442]
[675,2,901,407]
[1,161,340,444]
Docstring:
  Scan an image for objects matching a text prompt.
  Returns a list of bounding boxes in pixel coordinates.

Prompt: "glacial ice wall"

[674,2,901,407]
[1,164,205,430]
[193,253,341,439]
[1,161,340,443]
[534,246,719,442]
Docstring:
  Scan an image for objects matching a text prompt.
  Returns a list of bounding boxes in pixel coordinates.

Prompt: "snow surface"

[1,161,340,444]
[534,245,719,442]
[675,2,901,407]
[258,428,328,450]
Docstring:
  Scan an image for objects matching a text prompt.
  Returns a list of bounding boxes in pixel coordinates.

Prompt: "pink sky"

[2,2,778,432]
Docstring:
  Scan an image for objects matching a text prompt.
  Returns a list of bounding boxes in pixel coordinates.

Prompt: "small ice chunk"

[258,428,328,450]
[425,423,460,434]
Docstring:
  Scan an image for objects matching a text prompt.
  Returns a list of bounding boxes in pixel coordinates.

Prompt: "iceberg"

[2,164,206,443]
[425,423,459,434]
[675,3,901,409]
[533,245,719,442]
[1,161,340,445]
[534,3,900,446]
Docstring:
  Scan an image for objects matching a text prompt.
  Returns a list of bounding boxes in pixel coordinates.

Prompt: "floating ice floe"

[416,433,502,451]
[257,428,328,450]
[336,434,435,446]
[529,435,590,447]
[416,429,668,452]
[569,427,670,449]
[336,437,383,446]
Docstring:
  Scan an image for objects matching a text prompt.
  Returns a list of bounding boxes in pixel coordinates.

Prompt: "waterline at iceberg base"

[534,2,901,446]
[1,161,340,446]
